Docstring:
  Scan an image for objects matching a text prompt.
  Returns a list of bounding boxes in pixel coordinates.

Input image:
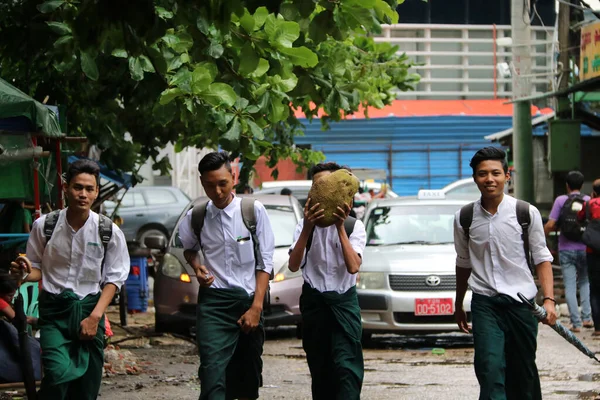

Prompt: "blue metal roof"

[295,116,509,195]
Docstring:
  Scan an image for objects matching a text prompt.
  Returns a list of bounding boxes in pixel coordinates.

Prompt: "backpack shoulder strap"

[43,210,61,243]
[459,202,475,241]
[191,200,209,248]
[516,200,534,273]
[98,214,113,276]
[241,198,271,277]
[586,200,592,222]
[344,216,357,239]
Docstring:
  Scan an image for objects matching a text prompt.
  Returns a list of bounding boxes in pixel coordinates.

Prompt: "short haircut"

[0,273,18,295]
[309,162,351,178]
[198,151,232,175]
[566,170,584,191]
[66,159,100,185]
[594,183,600,196]
[469,147,508,175]
[280,188,292,196]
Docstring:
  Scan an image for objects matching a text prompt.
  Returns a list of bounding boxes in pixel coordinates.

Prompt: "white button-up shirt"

[178,196,275,295]
[290,219,366,294]
[26,210,130,300]
[454,195,553,301]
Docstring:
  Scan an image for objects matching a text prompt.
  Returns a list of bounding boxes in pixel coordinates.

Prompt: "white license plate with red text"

[414,298,454,316]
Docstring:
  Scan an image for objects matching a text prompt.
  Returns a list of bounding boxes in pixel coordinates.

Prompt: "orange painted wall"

[252,156,307,187]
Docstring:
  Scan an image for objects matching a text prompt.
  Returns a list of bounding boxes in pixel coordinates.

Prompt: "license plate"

[414,298,454,316]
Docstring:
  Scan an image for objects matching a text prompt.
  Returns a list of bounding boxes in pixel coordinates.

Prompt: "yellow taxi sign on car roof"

[417,190,446,200]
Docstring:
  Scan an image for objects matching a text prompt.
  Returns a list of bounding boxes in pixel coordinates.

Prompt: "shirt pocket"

[237,240,255,266]
[81,244,104,282]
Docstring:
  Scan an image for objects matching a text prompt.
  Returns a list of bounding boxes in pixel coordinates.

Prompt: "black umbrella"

[517,292,600,363]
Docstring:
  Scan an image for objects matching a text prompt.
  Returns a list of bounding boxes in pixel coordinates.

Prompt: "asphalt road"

[98,319,600,400]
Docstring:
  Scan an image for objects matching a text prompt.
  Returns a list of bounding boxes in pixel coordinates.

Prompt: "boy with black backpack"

[454,147,556,400]
[544,170,592,332]
[14,159,130,400]
[288,162,366,400]
[177,151,275,400]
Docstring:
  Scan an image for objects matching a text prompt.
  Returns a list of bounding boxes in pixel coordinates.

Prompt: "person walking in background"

[578,179,600,337]
[544,171,592,332]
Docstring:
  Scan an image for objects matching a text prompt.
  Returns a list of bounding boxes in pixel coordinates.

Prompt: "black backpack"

[43,210,113,276]
[582,202,600,253]
[557,193,587,241]
[459,200,534,273]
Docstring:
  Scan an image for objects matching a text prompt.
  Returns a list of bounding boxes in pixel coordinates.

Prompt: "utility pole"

[511,0,534,202]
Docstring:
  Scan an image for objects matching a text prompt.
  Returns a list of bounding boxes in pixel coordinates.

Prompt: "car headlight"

[357,272,386,290]
[161,253,190,282]
[272,262,302,282]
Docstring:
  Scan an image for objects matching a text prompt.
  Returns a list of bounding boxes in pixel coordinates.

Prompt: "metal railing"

[376,24,556,99]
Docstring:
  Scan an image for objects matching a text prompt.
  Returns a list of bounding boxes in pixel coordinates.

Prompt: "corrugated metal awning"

[484,112,556,142]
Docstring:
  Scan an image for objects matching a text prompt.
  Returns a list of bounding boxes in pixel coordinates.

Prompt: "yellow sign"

[580,21,600,81]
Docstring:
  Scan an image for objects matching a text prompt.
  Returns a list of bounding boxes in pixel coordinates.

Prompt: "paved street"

[99,313,600,400]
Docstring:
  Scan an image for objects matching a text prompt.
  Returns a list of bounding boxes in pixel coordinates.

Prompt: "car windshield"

[265,205,297,247]
[365,204,462,246]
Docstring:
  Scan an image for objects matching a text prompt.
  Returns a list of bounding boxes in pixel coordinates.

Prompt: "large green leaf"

[170,68,192,92]
[240,11,254,34]
[173,31,193,53]
[46,22,71,35]
[280,47,318,68]
[239,42,259,76]
[111,49,128,58]
[191,66,213,94]
[247,119,265,140]
[155,6,174,20]
[220,117,241,150]
[207,41,224,58]
[159,88,185,105]
[37,1,65,13]
[80,50,99,81]
[129,57,144,81]
[139,55,155,73]
[373,0,399,24]
[201,83,237,107]
[249,59,270,78]
[253,7,268,29]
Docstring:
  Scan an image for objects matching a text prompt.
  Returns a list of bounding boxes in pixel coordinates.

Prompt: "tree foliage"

[0,0,418,182]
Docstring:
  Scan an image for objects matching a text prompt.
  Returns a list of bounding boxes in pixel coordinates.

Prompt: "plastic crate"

[126,256,149,313]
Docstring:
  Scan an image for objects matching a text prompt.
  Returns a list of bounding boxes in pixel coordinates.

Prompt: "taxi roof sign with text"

[417,190,446,200]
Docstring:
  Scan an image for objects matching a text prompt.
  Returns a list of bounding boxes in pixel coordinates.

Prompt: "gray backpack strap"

[516,200,533,274]
[43,210,61,243]
[98,214,113,276]
[459,202,475,241]
[191,200,209,249]
[241,197,271,278]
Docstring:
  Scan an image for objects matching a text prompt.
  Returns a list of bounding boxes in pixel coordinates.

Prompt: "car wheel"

[137,228,168,247]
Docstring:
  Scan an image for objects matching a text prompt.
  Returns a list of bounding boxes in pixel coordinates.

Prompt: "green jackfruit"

[308,169,359,227]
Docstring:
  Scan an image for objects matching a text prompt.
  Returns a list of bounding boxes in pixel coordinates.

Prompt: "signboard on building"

[580,21,600,81]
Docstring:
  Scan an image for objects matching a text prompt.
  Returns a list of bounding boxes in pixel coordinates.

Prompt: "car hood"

[361,244,456,274]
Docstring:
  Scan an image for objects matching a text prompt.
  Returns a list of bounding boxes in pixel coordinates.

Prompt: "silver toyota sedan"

[358,191,473,339]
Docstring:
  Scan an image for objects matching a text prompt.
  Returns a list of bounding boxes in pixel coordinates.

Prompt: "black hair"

[566,170,584,191]
[66,159,100,185]
[198,151,232,175]
[280,188,292,196]
[309,162,351,178]
[0,273,18,295]
[594,183,600,196]
[358,187,365,194]
[469,147,508,175]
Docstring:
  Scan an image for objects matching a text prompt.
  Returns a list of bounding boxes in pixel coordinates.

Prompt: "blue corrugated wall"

[294,115,550,196]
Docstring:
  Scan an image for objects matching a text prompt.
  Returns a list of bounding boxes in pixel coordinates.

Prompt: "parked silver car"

[358,191,472,339]
[149,195,303,334]
[105,186,191,244]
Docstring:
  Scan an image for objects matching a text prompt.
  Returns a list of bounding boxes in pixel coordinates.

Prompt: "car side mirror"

[144,235,167,251]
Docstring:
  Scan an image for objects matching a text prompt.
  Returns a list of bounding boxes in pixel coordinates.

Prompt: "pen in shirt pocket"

[237,236,251,243]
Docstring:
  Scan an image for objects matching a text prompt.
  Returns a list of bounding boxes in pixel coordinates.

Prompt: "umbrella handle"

[517,292,536,309]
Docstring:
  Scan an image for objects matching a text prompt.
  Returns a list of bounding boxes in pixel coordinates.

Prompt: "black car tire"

[137,227,168,248]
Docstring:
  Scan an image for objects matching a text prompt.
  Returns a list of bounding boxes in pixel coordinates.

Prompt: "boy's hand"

[333,203,351,228]
[304,198,325,229]
[10,256,32,282]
